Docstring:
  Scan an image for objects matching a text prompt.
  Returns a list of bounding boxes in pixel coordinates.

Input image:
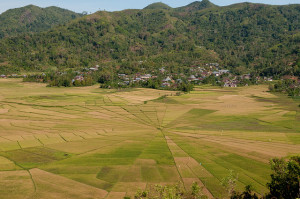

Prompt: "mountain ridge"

[0,1,299,76]
[144,2,172,10]
[0,5,82,38]
[175,0,218,12]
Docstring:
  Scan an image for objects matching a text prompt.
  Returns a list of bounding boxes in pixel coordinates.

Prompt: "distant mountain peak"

[176,0,217,12]
[0,5,82,38]
[144,2,172,10]
[23,4,38,8]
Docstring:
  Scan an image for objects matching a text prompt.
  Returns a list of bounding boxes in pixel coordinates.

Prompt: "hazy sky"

[0,0,299,14]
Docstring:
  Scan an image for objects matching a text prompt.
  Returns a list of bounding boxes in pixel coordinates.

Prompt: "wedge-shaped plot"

[0,170,34,199]
[0,141,20,151]
[0,156,19,170]
[18,139,43,148]
[30,168,108,199]
[106,192,126,199]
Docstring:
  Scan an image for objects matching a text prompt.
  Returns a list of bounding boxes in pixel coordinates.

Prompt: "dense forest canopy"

[0,5,82,39]
[0,0,299,76]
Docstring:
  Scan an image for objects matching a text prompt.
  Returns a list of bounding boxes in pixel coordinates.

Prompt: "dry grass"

[30,168,108,199]
[106,192,126,199]
[166,136,214,199]
[0,79,299,198]
[0,170,34,199]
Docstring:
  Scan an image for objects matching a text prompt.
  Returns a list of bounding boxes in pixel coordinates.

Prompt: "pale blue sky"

[0,0,299,14]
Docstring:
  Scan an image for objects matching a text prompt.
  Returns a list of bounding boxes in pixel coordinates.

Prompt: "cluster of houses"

[189,65,229,78]
[114,63,276,88]
[4,62,298,89]
[0,74,26,78]
[223,78,238,87]
[117,73,157,85]
[281,75,300,88]
[116,64,232,87]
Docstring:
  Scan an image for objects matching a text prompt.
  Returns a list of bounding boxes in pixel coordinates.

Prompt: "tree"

[230,185,259,199]
[227,156,300,199]
[266,156,300,199]
[178,82,194,93]
[133,181,207,199]
[221,170,238,197]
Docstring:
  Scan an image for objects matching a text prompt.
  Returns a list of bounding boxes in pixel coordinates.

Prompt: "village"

[2,63,299,90]
[114,63,275,88]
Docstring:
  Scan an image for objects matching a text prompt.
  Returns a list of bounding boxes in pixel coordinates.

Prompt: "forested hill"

[0,5,82,38]
[0,1,299,77]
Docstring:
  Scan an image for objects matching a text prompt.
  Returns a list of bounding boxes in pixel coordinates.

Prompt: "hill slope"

[0,5,82,38]
[144,2,172,10]
[0,1,299,76]
[175,0,218,12]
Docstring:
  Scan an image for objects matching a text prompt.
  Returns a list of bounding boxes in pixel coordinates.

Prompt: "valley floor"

[0,79,299,198]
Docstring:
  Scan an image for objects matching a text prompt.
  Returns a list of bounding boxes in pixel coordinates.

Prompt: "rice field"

[0,78,299,199]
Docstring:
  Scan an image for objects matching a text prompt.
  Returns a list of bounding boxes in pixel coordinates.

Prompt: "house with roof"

[159,67,166,73]
[212,71,220,77]
[89,67,98,71]
[241,74,251,80]
[141,74,152,80]
[176,79,183,84]
[161,82,170,87]
[162,76,172,82]
[219,69,230,74]
[224,82,237,87]
[188,75,198,82]
[74,75,84,81]
[282,75,298,81]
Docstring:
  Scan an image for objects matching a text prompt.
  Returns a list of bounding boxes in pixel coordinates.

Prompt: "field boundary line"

[160,131,185,190]
[27,169,37,193]
[138,106,158,127]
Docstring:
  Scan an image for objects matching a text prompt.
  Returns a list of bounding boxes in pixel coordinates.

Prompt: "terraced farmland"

[0,79,299,198]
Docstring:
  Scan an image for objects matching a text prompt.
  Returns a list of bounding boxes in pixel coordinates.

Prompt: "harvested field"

[0,79,299,198]
[0,170,34,199]
[30,168,108,199]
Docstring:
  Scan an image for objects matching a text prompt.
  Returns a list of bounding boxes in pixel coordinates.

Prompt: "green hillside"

[0,5,82,38]
[0,0,299,76]
[175,0,218,12]
[144,2,172,10]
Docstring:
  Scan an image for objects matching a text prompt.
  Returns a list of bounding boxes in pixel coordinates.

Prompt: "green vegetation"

[132,156,300,199]
[0,5,82,38]
[228,156,300,199]
[0,1,299,77]
[266,156,300,199]
[0,79,299,198]
[230,185,259,199]
[0,147,72,169]
[144,3,172,10]
[23,70,194,92]
[269,79,300,96]
[134,182,206,199]
[23,72,94,87]
[175,0,218,12]
[0,1,299,197]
